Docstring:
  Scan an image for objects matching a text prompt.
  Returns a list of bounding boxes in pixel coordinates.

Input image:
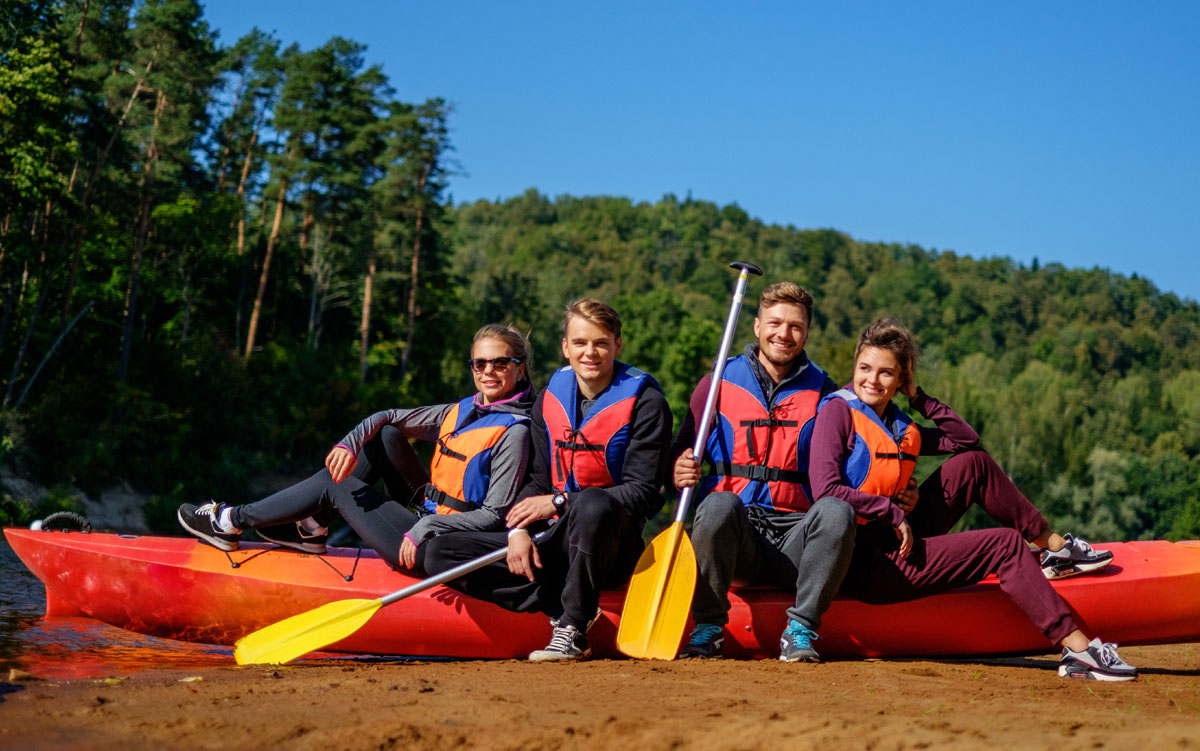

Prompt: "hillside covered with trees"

[3,1,1199,541]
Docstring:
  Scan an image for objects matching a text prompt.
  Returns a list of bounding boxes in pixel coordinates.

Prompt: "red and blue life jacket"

[701,354,829,512]
[821,388,922,499]
[425,397,529,515]
[542,363,660,492]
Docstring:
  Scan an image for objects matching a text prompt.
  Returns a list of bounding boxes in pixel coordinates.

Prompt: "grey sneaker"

[255,520,328,554]
[529,622,590,661]
[1058,639,1137,681]
[779,619,821,663]
[679,623,724,659]
[1040,534,1114,580]
[178,502,240,552]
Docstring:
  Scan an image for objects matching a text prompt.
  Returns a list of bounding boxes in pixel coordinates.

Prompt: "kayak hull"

[7,527,1200,659]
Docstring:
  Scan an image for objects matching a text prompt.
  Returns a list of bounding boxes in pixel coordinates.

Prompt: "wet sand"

[3,643,1198,750]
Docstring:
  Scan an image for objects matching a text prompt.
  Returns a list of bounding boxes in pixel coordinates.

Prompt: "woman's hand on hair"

[900,360,918,398]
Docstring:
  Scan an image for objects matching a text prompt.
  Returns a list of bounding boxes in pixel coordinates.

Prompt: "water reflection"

[0,540,233,678]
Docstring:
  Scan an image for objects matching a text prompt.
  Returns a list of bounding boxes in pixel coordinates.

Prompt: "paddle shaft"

[380,529,547,606]
[672,261,762,525]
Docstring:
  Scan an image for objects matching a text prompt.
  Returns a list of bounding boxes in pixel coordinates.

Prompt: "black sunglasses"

[468,357,522,374]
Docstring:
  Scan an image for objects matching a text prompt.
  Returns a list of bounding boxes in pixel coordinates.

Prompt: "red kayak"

[7,527,1200,659]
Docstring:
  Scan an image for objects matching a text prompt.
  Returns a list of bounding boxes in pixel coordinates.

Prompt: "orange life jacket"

[425,397,528,515]
[823,388,922,499]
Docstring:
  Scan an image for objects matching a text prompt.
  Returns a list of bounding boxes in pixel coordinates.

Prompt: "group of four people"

[178,285,1136,680]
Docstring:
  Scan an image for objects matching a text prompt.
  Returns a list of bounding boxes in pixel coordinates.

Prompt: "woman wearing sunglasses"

[176,324,536,575]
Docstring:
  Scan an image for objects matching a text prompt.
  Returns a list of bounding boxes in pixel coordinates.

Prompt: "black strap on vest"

[437,438,467,461]
[874,452,918,462]
[710,461,807,485]
[554,431,603,485]
[738,418,797,459]
[426,484,474,513]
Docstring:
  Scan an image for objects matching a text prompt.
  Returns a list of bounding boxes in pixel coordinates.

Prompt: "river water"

[0,538,234,679]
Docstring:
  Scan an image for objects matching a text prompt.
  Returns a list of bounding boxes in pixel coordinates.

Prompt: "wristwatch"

[551,491,568,512]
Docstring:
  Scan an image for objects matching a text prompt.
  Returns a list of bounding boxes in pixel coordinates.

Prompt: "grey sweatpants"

[689,493,856,631]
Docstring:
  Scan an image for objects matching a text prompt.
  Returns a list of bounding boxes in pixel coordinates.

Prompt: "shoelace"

[1069,536,1098,556]
[688,624,722,646]
[1099,642,1127,667]
[783,622,818,648]
[197,502,220,519]
[545,624,580,653]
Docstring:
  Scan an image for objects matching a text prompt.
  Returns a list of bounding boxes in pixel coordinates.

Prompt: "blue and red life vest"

[425,397,529,515]
[822,388,922,499]
[701,354,829,512]
[542,363,660,492]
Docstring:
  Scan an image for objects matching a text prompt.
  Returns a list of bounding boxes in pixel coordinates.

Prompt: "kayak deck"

[7,527,1200,659]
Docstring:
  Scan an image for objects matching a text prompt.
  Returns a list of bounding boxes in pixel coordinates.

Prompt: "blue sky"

[200,1,1200,302]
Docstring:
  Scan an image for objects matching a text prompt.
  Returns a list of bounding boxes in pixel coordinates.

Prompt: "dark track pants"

[421,487,645,631]
[842,449,1078,643]
[689,494,857,631]
[228,426,428,571]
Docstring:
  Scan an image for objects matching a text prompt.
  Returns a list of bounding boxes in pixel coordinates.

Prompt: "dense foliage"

[2,2,1198,540]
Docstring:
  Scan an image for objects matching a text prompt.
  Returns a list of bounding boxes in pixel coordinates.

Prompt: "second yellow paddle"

[617,261,763,659]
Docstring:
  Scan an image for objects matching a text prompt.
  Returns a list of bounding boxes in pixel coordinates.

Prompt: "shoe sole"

[528,648,590,662]
[1043,557,1114,580]
[779,653,821,663]
[177,509,239,552]
[253,532,327,555]
[1058,664,1137,681]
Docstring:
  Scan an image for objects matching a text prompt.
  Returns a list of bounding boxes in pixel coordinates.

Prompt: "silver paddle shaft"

[380,530,549,606]
[673,262,762,524]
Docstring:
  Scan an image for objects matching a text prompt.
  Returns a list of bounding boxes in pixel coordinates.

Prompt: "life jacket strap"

[711,461,807,485]
[738,418,798,459]
[874,452,918,462]
[554,438,604,452]
[437,439,467,461]
[426,484,474,513]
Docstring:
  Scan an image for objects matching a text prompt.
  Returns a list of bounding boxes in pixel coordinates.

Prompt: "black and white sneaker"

[530,621,590,661]
[679,623,724,659]
[1040,534,1114,580]
[178,502,240,552]
[1058,638,1137,681]
[255,519,328,555]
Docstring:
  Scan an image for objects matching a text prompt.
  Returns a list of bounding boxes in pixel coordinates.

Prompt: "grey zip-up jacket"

[336,385,536,544]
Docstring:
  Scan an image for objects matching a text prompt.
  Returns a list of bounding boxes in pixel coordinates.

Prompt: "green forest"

[3,1,1199,542]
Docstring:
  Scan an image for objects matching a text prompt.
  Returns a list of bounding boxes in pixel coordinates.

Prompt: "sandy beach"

[3,643,1198,750]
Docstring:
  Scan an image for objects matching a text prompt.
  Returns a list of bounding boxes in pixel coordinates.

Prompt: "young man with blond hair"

[424,299,673,660]
[672,281,856,662]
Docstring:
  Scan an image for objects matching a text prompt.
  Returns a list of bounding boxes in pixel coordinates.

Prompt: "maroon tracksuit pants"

[840,450,1078,643]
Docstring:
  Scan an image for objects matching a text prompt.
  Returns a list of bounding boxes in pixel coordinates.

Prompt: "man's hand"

[893,477,919,514]
[505,495,557,529]
[398,535,418,569]
[895,519,914,558]
[674,449,701,490]
[326,446,357,483]
[507,529,542,581]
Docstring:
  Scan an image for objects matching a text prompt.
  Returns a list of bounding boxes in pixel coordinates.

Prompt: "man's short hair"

[562,298,622,339]
[758,281,814,324]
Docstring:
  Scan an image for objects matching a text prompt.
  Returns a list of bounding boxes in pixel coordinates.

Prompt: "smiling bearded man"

[671,281,855,662]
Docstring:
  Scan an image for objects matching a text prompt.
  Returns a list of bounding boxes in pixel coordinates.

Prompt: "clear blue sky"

[201,0,1200,302]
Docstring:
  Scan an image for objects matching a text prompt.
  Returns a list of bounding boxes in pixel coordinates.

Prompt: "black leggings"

[229,426,430,571]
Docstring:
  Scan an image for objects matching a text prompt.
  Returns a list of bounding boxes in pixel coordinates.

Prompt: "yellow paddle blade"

[234,597,382,666]
[616,521,697,660]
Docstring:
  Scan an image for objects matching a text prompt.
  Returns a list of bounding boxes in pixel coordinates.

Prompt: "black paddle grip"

[728,261,763,276]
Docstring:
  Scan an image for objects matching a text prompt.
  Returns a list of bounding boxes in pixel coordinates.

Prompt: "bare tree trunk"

[399,169,429,376]
[359,257,375,384]
[3,267,49,407]
[305,220,321,349]
[234,129,258,257]
[117,88,165,387]
[244,174,288,361]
